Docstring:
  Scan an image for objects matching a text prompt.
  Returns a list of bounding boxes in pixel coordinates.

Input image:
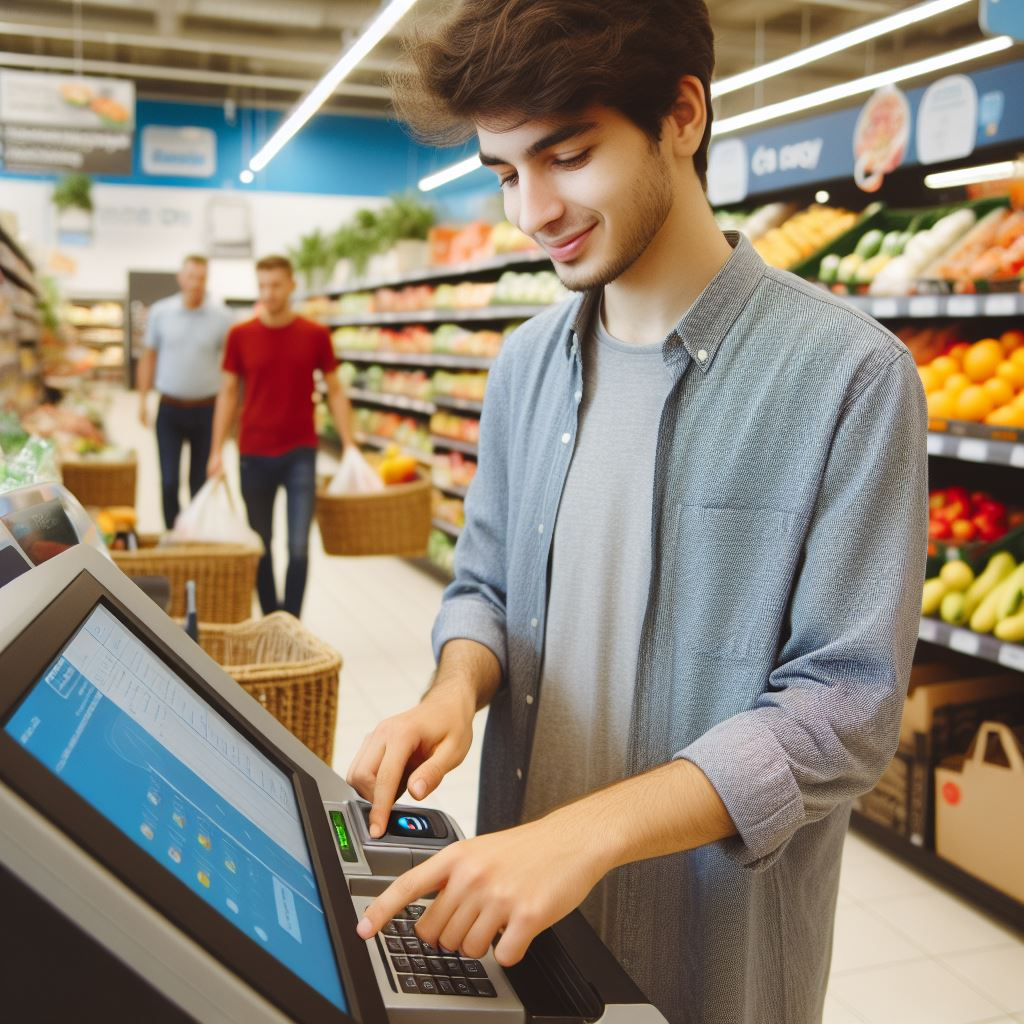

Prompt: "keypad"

[384,909,497,998]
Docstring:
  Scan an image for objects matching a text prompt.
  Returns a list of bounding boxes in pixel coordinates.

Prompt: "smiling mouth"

[543,225,596,262]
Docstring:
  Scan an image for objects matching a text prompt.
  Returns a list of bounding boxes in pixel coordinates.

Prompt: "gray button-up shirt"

[432,232,928,1024]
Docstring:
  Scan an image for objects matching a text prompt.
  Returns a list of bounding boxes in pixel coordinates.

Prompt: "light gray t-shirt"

[522,307,674,935]
[144,293,234,400]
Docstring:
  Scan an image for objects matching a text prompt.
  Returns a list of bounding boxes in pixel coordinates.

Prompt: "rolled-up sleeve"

[431,348,513,681]
[679,349,928,868]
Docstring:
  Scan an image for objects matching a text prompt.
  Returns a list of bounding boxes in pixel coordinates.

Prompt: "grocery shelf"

[850,811,1024,931]
[327,304,551,327]
[431,435,478,457]
[346,387,435,416]
[927,426,1024,466]
[353,431,432,467]
[304,250,552,300]
[337,349,495,371]
[431,518,463,539]
[918,617,1024,674]
[0,262,39,299]
[841,292,1024,320]
[432,394,484,415]
[0,224,35,275]
[432,481,469,499]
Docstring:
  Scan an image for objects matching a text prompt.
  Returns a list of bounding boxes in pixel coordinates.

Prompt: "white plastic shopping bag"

[167,476,263,549]
[326,445,385,496]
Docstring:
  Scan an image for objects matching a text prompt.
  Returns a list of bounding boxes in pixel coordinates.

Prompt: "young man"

[207,255,354,618]
[137,254,234,529]
[348,2,928,1022]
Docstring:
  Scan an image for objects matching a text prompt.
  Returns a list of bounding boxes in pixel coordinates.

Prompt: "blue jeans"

[239,447,317,618]
[156,399,214,530]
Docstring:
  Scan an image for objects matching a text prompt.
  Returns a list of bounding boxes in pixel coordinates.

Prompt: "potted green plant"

[332,208,385,281]
[52,173,95,243]
[287,229,336,292]
[375,194,437,274]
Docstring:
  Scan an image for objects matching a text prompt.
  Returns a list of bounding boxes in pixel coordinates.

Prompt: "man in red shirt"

[207,254,354,617]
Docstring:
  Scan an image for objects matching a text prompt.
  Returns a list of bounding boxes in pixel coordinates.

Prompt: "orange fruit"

[996,361,1024,391]
[944,372,970,398]
[1011,348,1024,369]
[918,366,942,394]
[930,355,958,381]
[927,390,954,419]
[953,385,994,422]
[983,377,1015,407]
[1001,328,1024,353]
[986,404,1021,427]
[962,339,1004,382]
[947,342,970,362]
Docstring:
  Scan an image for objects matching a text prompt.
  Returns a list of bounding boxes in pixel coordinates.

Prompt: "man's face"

[478,106,674,292]
[257,268,295,315]
[178,260,207,306]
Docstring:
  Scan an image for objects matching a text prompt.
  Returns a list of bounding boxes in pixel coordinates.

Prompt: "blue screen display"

[4,605,347,1012]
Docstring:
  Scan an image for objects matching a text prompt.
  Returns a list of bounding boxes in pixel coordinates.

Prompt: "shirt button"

[561,432,571,444]
[574,391,582,403]
[697,349,709,363]
[530,617,538,629]
[516,768,523,781]
[526,694,534,705]
[537,523,544,534]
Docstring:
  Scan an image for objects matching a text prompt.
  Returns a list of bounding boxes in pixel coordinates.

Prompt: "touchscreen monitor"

[4,603,347,1012]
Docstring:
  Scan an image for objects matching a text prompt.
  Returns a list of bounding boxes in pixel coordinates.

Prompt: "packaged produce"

[752,204,859,270]
[869,208,977,295]
[924,206,1024,286]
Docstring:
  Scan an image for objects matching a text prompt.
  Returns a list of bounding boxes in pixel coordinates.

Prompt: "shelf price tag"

[1011,446,1024,469]
[908,296,941,317]
[997,643,1024,673]
[947,296,978,317]
[871,299,899,319]
[983,294,1017,317]
[949,628,981,655]
[926,434,946,456]
[918,619,939,642]
[957,439,988,463]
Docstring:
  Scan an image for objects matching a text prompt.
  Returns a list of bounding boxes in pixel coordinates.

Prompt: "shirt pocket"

[671,504,800,661]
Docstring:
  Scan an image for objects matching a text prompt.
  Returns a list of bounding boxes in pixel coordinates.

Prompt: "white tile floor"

[107,388,1024,1024]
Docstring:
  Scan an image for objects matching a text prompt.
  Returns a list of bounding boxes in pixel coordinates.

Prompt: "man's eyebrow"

[478,121,599,167]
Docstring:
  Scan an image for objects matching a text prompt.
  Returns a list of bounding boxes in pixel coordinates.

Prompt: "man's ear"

[665,75,708,159]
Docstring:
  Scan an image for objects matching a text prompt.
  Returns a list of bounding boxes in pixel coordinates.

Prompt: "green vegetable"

[837,253,864,285]
[854,229,884,260]
[818,253,841,284]
[880,230,904,257]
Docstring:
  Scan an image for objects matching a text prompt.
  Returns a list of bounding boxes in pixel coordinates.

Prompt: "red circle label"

[942,781,961,806]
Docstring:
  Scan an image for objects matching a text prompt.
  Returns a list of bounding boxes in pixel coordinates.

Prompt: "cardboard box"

[901,666,1023,745]
[853,748,912,836]
[935,721,1024,903]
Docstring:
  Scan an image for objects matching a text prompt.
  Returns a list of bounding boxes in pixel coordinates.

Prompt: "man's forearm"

[210,388,238,455]
[326,386,355,447]
[136,350,156,401]
[545,758,737,876]
[430,638,502,713]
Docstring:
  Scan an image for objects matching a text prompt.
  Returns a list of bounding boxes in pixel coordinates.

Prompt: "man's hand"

[346,685,476,839]
[206,450,224,479]
[138,401,149,428]
[355,816,610,966]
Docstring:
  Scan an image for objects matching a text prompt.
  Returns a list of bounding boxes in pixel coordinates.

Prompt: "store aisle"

[111,389,1024,1024]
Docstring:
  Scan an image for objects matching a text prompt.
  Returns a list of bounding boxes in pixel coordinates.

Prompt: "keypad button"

[461,959,486,978]
[409,955,429,974]
[419,976,439,995]
[395,919,415,936]
[436,977,456,996]
[405,904,426,919]
[453,977,475,997]
[402,937,422,955]
[419,940,440,956]
[473,979,497,998]
[443,958,464,976]
[425,957,448,975]
[398,974,419,994]
[382,922,399,937]
[385,937,404,955]
[391,955,411,974]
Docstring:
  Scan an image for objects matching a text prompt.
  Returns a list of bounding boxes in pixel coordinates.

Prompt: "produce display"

[917,331,1024,426]
[431,371,488,402]
[869,208,979,295]
[433,452,477,491]
[922,551,1024,643]
[715,202,797,241]
[432,491,465,529]
[752,204,859,269]
[923,206,1024,287]
[353,409,431,457]
[18,398,129,461]
[427,220,538,266]
[427,529,457,574]
[0,434,58,494]
[927,486,1018,546]
[332,323,507,359]
[430,412,479,446]
[818,221,922,290]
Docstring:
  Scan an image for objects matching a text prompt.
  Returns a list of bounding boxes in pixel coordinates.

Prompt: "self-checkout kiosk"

[0,484,666,1024]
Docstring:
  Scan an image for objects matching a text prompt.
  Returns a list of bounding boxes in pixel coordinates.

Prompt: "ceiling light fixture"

[924,159,1024,188]
[247,0,419,175]
[711,0,973,98]
[418,154,485,192]
[713,35,1013,136]
[239,169,255,184]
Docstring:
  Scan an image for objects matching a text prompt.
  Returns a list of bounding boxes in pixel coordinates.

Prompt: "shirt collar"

[564,230,765,372]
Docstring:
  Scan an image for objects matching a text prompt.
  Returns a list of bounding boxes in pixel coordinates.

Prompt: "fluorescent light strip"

[712,0,972,98]
[248,0,418,174]
[713,35,1013,136]
[925,160,1024,189]
[419,154,485,192]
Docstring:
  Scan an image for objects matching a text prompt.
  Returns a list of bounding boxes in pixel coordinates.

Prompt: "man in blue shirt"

[348,3,928,1021]
[137,254,234,529]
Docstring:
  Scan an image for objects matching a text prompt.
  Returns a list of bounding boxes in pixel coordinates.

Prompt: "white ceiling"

[0,0,1011,125]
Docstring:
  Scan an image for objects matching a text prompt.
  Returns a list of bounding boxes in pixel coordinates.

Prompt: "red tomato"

[950,519,978,542]
[929,519,953,540]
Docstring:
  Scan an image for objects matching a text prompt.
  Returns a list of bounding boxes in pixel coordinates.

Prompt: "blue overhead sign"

[981,0,1024,42]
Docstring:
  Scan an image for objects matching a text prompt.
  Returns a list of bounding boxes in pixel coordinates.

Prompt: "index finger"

[368,738,418,839]
[356,857,448,939]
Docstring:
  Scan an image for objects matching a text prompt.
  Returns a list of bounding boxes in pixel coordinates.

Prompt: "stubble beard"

[553,150,674,293]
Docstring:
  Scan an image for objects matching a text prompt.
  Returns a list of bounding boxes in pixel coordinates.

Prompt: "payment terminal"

[0,542,666,1023]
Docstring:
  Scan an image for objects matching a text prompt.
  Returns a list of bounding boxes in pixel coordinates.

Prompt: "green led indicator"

[330,810,358,862]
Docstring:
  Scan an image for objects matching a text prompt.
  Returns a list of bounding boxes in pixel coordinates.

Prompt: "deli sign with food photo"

[0,70,135,174]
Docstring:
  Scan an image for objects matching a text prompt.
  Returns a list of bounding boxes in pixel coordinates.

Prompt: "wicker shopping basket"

[112,534,261,623]
[316,472,432,557]
[60,455,137,508]
[198,614,340,763]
